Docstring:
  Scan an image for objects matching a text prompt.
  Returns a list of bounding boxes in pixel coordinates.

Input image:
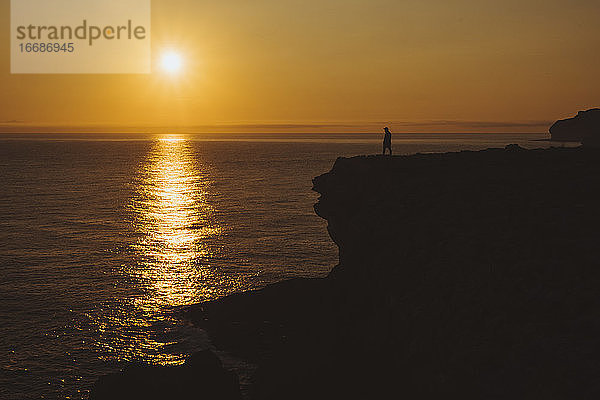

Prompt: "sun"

[160,51,183,75]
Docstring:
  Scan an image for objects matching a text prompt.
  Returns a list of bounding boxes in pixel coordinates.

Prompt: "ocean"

[0,133,550,399]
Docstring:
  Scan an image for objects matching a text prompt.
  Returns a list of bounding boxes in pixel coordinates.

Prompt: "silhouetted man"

[382,127,392,155]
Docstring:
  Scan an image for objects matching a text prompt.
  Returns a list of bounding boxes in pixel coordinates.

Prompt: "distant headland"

[550,108,600,145]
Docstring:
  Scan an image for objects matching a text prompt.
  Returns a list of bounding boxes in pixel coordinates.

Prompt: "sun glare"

[160,51,183,75]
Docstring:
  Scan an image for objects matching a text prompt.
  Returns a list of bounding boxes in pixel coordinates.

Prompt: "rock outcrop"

[549,108,600,145]
[187,147,600,399]
[89,350,241,400]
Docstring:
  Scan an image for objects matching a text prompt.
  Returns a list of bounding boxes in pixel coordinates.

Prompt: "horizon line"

[0,120,552,135]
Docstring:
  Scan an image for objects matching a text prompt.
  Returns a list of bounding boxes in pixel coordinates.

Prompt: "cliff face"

[181,148,600,400]
[550,108,600,144]
[308,148,600,398]
[313,148,600,277]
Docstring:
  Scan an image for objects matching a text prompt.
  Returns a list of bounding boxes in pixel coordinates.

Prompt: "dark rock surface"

[550,109,600,145]
[89,350,241,400]
[187,147,600,399]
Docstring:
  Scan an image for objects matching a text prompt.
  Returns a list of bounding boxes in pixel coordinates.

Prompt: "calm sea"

[0,133,550,399]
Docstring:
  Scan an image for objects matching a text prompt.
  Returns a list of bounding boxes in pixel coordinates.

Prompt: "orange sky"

[1,0,599,133]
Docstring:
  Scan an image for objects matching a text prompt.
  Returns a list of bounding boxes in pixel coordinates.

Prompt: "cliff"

[308,147,600,399]
[550,108,600,145]
[94,147,600,399]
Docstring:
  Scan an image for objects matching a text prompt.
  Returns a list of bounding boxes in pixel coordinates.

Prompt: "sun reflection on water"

[129,137,221,309]
[90,137,247,365]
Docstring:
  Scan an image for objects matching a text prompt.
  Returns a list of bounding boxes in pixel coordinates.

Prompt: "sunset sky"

[1,0,599,133]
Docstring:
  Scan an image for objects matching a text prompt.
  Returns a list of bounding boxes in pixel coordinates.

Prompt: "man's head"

[384,127,390,133]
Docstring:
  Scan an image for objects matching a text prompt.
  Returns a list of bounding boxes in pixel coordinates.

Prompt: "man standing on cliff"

[382,127,392,155]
